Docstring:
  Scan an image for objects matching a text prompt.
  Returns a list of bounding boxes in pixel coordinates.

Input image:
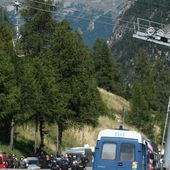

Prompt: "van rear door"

[117,138,139,170]
[93,137,119,170]
[93,138,140,170]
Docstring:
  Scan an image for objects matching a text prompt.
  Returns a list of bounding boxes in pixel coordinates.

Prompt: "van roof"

[98,129,147,144]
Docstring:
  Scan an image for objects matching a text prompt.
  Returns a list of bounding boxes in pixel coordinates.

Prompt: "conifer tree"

[0,23,20,143]
[92,38,123,96]
[20,0,57,55]
[42,20,106,152]
[128,49,154,137]
[18,0,58,150]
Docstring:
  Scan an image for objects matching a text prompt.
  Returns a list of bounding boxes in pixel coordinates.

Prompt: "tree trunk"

[10,118,15,150]
[39,116,45,149]
[34,115,39,154]
[56,124,63,154]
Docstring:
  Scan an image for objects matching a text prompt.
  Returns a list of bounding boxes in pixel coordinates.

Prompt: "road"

[69,167,92,170]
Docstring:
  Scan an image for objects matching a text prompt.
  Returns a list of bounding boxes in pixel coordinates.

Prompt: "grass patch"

[12,88,131,153]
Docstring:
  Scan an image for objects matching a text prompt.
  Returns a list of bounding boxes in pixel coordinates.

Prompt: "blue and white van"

[93,129,151,170]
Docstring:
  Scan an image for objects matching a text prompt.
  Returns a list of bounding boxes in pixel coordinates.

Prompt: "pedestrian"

[23,155,28,168]
[80,153,89,170]
[12,154,18,168]
[46,154,51,168]
[18,156,26,169]
[6,153,14,168]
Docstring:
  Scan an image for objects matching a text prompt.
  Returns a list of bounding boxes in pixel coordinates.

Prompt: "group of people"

[41,152,89,170]
[4,151,89,170]
[5,154,29,169]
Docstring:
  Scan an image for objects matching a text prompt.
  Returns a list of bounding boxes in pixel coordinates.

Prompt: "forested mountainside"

[111,0,170,79]
[0,0,169,155]
[110,0,170,142]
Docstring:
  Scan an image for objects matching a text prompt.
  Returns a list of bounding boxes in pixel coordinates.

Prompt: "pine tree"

[128,49,154,137]
[92,38,123,96]
[42,20,106,152]
[0,23,20,143]
[18,0,58,150]
[20,0,57,55]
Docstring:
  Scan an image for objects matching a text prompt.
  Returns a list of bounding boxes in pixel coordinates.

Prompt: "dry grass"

[62,88,131,148]
[17,88,131,151]
[98,88,130,112]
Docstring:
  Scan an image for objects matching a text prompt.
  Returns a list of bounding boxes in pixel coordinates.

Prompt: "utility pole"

[161,98,170,152]
[163,98,170,170]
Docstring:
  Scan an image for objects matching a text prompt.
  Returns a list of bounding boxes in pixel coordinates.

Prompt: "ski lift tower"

[133,18,170,47]
[12,0,25,57]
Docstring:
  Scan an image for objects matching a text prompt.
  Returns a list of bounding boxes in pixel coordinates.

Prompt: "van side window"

[120,143,135,161]
[101,143,116,160]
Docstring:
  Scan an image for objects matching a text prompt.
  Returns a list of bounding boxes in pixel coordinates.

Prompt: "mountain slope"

[16,88,130,151]
[111,0,170,82]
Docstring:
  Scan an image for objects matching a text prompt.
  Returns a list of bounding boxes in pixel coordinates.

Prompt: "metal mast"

[12,1,25,57]
[163,98,170,170]
[161,98,170,152]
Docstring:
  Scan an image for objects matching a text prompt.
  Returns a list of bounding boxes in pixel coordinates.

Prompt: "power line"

[26,0,170,29]
[29,0,60,7]
[14,0,169,39]
[26,4,136,30]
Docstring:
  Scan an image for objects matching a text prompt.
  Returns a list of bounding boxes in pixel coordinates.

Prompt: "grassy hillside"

[15,88,131,154]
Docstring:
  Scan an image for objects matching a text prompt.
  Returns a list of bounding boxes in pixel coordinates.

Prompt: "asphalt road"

[69,167,92,170]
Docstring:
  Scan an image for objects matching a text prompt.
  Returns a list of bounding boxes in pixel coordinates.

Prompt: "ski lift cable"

[26,4,154,31]
[27,0,126,21]
[26,4,136,30]
[25,1,165,31]
[29,0,170,10]
[2,1,162,30]
[28,0,59,7]
[27,0,148,23]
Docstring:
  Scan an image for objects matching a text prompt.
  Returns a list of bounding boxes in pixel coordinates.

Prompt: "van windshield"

[101,143,116,160]
[120,143,135,161]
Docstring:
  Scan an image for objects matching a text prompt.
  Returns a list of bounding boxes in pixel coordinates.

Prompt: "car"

[27,157,41,170]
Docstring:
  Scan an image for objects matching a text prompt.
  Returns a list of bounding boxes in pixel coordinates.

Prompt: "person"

[80,154,89,170]
[18,156,26,169]
[55,153,62,168]
[71,155,79,170]
[6,154,14,168]
[23,155,28,168]
[39,151,47,168]
[46,154,51,169]
[12,154,18,168]
[61,155,69,170]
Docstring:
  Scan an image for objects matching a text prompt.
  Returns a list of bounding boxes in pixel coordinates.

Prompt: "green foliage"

[46,20,106,127]
[0,7,8,23]
[20,0,57,55]
[0,22,20,142]
[92,38,124,96]
[112,0,170,142]
[126,49,170,141]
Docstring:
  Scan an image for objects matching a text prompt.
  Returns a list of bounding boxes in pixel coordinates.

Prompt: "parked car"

[0,152,6,168]
[27,157,40,170]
